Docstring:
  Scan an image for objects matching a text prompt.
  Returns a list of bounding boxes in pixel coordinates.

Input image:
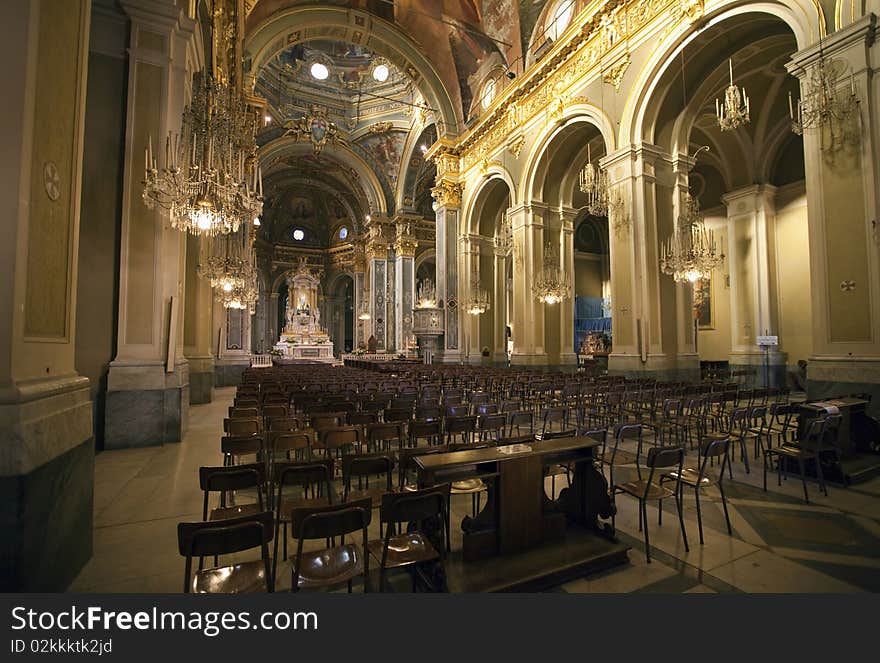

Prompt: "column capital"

[721,184,778,215]
[431,180,463,208]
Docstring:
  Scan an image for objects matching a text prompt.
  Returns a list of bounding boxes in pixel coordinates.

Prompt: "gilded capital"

[431,180,463,209]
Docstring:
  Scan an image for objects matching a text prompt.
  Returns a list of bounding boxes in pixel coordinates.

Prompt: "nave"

[71,366,880,594]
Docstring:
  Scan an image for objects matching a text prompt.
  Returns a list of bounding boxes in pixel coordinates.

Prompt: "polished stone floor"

[70,387,880,593]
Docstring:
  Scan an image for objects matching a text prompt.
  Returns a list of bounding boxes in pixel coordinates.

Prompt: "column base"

[105,360,189,449]
[806,356,880,418]
[729,349,788,388]
[214,356,250,387]
[0,376,94,591]
[608,353,700,381]
[510,352,549,366]
[186,355,214,404]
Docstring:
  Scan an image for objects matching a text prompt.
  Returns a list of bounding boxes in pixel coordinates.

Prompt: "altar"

[274,262,335,361]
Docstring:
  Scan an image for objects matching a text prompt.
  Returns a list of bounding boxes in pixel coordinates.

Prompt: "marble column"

[366,218,390,352]
[492,246,509,364]
[788,15,880,414]
[508,204,547,365]
[394,217,418,353]
[104,0,198,447]
[213,296,252,387]
[558,207,578,366]
[268,292,279,349]
[183,234,214,404]
[427,140,463,363]
[722,185,787,387]
[602,144,697,379]
[0,0,93,590]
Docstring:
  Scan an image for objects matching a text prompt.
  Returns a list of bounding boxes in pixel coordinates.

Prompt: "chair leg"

[718,480,732,536]
[763,453,769,491]
[815,454,828,497]
[694,487,704,545]
[674,488,689,552]
[641,501,651,563]
[797,457,809,503]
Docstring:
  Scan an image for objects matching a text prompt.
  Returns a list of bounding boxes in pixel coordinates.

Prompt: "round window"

[310,62,329,80]
[339,227,348,239]
[372,64,389,82]
[292,228,305,241]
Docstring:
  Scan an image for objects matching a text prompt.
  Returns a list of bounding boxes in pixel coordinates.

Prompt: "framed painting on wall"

[696,277,713,330]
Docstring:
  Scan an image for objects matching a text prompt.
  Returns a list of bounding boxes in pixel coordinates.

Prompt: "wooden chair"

[289,499,372,593]
[369,485,450,592]
[613,446,689,563]
[178,511,273,593]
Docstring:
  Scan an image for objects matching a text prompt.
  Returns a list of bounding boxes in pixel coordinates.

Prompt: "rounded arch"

[835,0,880,29]
[258,137,388,215]
[461,167,517,235]
[245,6,460,136]
[520,106,616,205]
[619,0,824,148]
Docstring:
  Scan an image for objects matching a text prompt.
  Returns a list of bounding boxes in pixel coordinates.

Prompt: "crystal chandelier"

[578,143,609,216]
[197,224,254,296]
[466,265,490,316]
[495,211,513,253]
[534,240,571,305]
[716,59,750,131]
[142,3,262,236]
[789,43,860,152]
[660,194,724,283]
[415,279,437,309]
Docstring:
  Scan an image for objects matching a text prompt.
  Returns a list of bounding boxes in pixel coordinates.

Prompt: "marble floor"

[70,387,880,593]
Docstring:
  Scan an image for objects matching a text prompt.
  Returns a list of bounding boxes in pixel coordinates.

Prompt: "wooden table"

[798,397,870,457]
[415,436,613,561]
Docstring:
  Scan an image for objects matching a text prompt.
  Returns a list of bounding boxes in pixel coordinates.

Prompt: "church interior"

[2,0,880,594]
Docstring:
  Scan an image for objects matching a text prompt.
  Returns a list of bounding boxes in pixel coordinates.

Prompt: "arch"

[835,0,880,29]
[520,105,616,205]
[258,137,389,214]
[396,122,437,212]
[620,0,824,148]
[244,6,460,137]
[461,166,517,235]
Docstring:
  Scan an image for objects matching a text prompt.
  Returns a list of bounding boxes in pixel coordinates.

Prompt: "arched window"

[547,0,575,42]
[480,77,496,111]
[292,228,305,241]
[338,226,348,240]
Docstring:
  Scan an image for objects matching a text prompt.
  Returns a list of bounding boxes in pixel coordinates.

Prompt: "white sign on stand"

[757,335,778,347]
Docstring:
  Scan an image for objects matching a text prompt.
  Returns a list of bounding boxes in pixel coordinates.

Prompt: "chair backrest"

[646,445,684,470]
[270,432,310,454]
[384,407,412,423]
[290,498,372,540]
[221,435,264,459]
[379,484,450,525]
[415,405,442,421]
[178,511,273,558]
[229,406,259,418]
[476,403,499,416]
[275,460,333,495]
[822,414,842,447]
[342,453,394,494]
[367,422,406,443]
[349,412,378,425]
[267,416,300,432]
[613,422,642,441]
[500,399,521,413]
[445,404,469,417]
[310,413,346,429]
[199,463,264,493]
[480,413,507,432]
[224,418,261,435]
[397,446,448,489]
[321,426,361,450]
[262,404,289,419]
[445,415,478,434]
[509,410,534,430]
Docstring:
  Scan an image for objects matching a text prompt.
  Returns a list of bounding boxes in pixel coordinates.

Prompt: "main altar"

[274,263,334,360]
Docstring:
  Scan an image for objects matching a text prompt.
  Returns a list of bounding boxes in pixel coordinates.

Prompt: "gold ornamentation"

[282,106,338,156]
[603,57,631,91]
[431,181,463,208]
[366,121,393,134]
[506,135,525,159]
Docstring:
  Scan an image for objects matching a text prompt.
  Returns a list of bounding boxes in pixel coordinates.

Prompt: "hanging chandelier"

[660,193,724,283]
[495,211,513,253]
[789,48,860,153]
[415,279,437,309]
[534,240,571,305]
[198,223,259,311]
[142,2,262,236]
[578,143,609,216]
[466,265,491,316]
[716,59,750,131]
